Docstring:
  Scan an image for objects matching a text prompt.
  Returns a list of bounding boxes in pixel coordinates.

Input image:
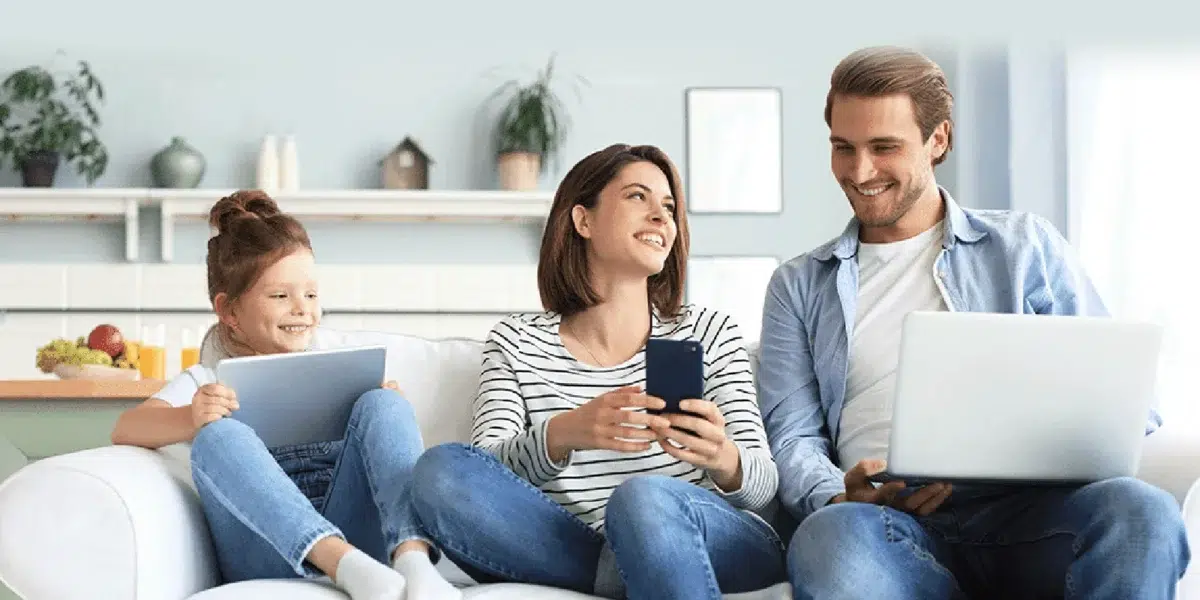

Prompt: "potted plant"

[0,58,108,187]
[487,54,586,191]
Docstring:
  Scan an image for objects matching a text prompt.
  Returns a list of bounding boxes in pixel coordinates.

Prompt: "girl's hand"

[651,399,742,490]
[191,383,239,432]
[382,380,403,393]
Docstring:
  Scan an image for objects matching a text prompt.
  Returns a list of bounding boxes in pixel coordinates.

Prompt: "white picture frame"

[685,87,783,214]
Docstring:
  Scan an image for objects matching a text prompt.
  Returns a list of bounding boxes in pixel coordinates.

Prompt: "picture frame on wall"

[684,87,783,214]
[686,255,781,342]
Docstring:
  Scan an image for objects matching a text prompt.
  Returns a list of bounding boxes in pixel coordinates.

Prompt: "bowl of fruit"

[36,324,142,381]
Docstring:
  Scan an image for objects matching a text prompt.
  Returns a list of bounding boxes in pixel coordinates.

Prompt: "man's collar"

[814,186,987,261]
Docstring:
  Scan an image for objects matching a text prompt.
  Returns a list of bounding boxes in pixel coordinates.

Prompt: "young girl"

[409,145,787,599]
[110,190,459,600]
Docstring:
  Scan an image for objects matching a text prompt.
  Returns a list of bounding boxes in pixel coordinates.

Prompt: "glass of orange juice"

[180,326,201,371]
[139,324,166,381]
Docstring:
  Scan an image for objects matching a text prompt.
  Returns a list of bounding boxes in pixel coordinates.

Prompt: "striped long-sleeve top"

[470,304,779,533]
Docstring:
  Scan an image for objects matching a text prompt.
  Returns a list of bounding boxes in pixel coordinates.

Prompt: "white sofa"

[0,328,1198,599]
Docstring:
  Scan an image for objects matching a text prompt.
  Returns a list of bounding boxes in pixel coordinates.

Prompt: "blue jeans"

[190,388,431,582]
[410,442,787,600]
[788,478,1190,599]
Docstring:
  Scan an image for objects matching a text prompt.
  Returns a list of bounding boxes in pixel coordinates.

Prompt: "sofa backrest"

[320,328,485,448]
[320,327,765,449]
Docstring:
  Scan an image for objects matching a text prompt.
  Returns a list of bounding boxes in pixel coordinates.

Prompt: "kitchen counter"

[0,378,167,490]
[0,378,165,400]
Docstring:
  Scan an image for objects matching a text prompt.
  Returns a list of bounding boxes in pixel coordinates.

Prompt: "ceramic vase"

[150,137,206,188]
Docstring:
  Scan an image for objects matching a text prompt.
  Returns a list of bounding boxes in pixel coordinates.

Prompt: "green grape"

[34,337,113,372]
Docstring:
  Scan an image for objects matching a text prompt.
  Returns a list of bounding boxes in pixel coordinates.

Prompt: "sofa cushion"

[186,579,608,600]
[317,328,485,448]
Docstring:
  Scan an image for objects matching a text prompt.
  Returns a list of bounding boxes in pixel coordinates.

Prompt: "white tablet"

[215,345,387,448]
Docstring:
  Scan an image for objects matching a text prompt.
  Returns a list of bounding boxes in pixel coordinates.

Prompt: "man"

[757,46,1189,599]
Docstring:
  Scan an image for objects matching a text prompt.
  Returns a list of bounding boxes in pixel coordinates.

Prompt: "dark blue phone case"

[645,338,705,415]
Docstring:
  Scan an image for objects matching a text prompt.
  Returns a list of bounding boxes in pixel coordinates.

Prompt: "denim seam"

[192,465,341,578]
[467,445,606,545]
[685,496,785,553]
[679,492,723,599]
[343,395,441,561]
[881,507,960,586]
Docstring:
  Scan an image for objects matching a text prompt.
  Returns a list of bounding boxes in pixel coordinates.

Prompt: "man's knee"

[1084,477,1187,546]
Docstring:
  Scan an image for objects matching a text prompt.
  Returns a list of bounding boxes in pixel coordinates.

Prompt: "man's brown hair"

[537,143,689,318]
[825,46,954,166]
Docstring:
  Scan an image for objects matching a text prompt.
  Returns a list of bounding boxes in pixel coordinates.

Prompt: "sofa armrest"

[0,445,218,600]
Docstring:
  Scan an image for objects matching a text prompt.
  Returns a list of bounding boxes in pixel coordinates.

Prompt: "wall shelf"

[0,188,554,263]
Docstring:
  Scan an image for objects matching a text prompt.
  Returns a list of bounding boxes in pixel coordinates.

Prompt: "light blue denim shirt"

[756,187,1162,522]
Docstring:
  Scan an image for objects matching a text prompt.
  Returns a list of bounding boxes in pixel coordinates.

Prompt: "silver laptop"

[215,345,387,448]
[875,311,1162,486]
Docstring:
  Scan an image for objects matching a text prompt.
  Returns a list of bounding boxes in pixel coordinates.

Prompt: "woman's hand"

[190,383,239,432]
[651,399,742,490]
[545,386,672,463]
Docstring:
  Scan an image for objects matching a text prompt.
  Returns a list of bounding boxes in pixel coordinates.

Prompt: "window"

[1067,49,1200,426]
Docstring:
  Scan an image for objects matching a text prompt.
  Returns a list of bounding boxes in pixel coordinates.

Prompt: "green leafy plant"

[0,58,109,184]
[487,54,587,173]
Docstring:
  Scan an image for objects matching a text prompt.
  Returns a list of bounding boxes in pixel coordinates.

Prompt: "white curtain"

[1066,48,1200,427]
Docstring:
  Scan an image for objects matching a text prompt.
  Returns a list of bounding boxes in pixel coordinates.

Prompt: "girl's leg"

[410,442,611,596]
[190,417,403,600]
[604,475,788,600]
[320,388,461,599]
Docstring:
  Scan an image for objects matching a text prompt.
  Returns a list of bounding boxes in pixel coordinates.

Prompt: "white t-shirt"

[837,221,951,471]
[151,326,340,486]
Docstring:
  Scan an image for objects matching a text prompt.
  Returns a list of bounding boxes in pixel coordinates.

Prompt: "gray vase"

[150,137,206,188]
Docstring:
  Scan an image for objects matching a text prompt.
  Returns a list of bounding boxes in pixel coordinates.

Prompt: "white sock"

[392,550,462,600]
[335,548,407,600]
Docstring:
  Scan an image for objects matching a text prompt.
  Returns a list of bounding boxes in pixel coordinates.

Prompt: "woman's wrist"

[709,442,743,491]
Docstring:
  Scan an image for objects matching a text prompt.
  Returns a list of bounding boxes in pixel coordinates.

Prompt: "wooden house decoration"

[381,136,432,190]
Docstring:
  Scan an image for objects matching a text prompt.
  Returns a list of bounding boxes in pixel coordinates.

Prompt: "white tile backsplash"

[0,315,67,379]
[0,263,537,380]
[140,264,209,309]
[358,265,439,311]
[66,264,142,309]
[314,265,362,311]
[0,265,67,308]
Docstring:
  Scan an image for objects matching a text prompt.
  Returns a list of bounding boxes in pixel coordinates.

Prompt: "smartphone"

[645,338,705,416]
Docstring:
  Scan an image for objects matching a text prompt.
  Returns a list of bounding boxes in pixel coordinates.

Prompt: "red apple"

[87,324,125,358]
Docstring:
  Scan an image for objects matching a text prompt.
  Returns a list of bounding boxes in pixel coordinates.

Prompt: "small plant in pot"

[487,54,586,191]
[0,58,108,187]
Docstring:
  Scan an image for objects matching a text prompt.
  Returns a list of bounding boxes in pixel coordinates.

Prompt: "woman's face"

[572,160,678,279]
[220,249,321,355]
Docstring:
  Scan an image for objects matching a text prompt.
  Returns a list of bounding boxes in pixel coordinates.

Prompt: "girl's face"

[572,160,678,279]
[220,250,321,355]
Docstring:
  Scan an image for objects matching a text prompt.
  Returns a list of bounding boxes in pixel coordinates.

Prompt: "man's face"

[828,93,947,234]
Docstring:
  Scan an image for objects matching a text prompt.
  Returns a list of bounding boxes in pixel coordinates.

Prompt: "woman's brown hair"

[206,189,312,320]
[824,46,955,166]
[537,143,689,318]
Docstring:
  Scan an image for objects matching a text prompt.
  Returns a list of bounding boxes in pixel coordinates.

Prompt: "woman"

[411,144,787,599]
[110,190,459,600]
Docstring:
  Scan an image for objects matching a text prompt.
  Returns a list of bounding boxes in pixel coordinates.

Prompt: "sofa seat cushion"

[186,579,606,599]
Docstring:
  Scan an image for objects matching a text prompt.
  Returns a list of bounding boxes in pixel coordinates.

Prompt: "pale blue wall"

[0,3,1059,266]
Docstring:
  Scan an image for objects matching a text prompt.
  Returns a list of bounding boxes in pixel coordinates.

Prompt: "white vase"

[279,135,299,191]
[256,135,279,193]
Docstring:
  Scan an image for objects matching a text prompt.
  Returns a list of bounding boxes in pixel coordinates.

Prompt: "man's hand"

[829,459,952,516]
